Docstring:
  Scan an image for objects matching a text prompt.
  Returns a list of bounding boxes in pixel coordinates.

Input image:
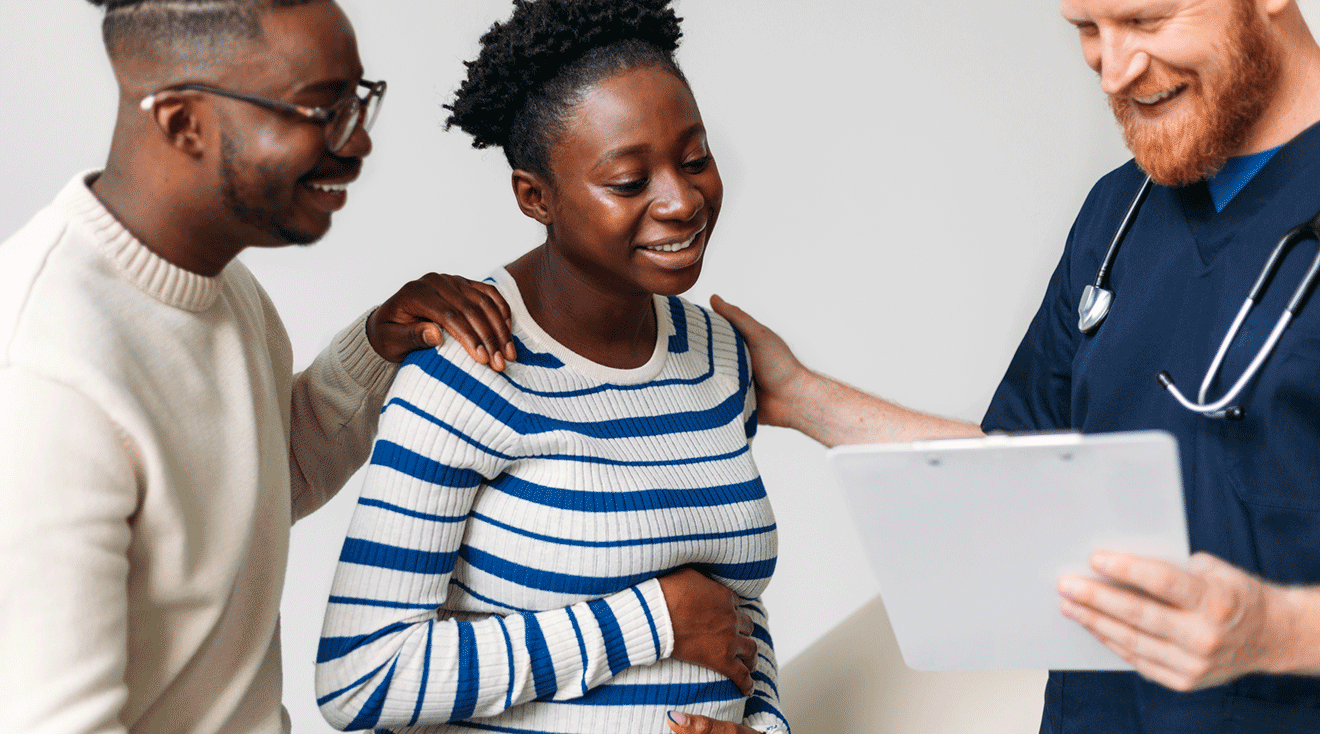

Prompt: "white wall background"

[6,1,1317,732]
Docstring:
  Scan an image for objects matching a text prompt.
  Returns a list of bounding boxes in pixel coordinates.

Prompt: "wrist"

[335,309,397,391]
[1261,584,1318,675]
[639,577,675,660]
[779,367,827,436]
[364,306,384,358]
[785,369,908,446]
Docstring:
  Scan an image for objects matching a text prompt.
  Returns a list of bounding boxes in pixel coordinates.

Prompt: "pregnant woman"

[315,1,785,732]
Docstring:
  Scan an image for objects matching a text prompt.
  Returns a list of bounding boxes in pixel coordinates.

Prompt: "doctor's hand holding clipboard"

[1057,549,1305,691]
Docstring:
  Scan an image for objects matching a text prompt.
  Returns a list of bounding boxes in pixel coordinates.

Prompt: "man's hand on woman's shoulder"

[367,272,518,368]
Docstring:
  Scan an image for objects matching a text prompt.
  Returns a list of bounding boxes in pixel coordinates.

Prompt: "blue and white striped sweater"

[316,269,786,734]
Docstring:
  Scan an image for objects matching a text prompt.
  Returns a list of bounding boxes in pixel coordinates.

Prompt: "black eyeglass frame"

[139,78,386,153]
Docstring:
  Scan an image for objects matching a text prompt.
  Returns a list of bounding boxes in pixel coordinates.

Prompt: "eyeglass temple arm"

[139,84,328,120]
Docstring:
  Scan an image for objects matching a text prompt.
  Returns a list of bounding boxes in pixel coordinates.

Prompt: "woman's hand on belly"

[666,711,759,734]
[659,568,758,695]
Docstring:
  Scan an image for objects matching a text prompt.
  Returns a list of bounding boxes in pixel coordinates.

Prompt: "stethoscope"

[1077,174,1320,420]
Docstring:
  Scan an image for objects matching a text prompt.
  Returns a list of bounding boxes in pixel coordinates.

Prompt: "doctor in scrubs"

[684,0,1320,732]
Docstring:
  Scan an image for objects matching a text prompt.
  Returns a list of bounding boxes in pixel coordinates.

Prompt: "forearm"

[288,309,397,519]
[782,369,982,447]
[709,296,981,448]
[317,577,674,728]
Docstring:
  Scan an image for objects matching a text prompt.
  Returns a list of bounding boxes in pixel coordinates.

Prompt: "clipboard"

[826,430,1189,671]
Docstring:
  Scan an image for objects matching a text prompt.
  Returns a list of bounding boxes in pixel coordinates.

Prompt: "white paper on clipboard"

[826,430,1189,671]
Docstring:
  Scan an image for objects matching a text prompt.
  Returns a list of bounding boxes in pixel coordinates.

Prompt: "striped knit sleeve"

[315,344,674,731]
[740,598,790,733]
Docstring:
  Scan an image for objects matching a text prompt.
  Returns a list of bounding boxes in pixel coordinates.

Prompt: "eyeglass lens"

[327,97,361,152]
[327,85,383,153]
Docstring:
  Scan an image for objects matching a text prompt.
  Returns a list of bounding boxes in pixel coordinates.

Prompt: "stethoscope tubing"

[1093,175,1154,291]
[1087,177,1320,419]
[1157,305,1290,418]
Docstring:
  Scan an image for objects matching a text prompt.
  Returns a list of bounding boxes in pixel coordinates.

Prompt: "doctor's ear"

[512,169,554,226]
[140,93,207,157]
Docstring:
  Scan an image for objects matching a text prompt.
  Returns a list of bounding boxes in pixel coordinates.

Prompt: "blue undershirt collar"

[1207,145,1282,212]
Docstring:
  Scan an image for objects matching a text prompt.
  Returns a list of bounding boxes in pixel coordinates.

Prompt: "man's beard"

[1109,2,1281,187]
[220,133,320,246]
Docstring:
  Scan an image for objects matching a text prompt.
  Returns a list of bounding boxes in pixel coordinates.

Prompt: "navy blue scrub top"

[983,120,1320,734]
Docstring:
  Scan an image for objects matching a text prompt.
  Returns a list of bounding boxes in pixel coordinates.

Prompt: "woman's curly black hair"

[445,0,687,180]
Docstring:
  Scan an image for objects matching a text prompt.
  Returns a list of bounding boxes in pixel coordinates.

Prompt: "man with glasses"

[0,1,516,733]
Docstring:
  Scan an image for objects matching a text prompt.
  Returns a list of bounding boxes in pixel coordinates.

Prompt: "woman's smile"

[636,226,706,270]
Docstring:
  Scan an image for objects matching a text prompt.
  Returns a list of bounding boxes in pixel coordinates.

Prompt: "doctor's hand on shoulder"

[367,272,518,369]
[709,295,811,431]
[1058,550,1320,691]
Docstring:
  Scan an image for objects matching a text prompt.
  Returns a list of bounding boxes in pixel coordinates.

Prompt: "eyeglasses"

[139,79,387,154]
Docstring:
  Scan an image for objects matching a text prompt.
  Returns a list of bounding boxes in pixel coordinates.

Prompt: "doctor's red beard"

[1109,1,1280,188]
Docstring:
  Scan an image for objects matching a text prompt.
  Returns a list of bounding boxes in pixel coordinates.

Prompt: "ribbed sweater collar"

[490,267,673,385]
[59,171,223,313]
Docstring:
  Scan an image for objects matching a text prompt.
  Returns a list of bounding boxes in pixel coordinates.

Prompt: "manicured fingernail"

[668,711,689,726]
[492,352,505,371]
[1058,578,1081,597]
[476,345,488,362]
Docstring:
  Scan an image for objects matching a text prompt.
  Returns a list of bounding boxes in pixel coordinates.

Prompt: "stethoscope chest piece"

[1077,284,1113,333]
[1078,176,1153,335]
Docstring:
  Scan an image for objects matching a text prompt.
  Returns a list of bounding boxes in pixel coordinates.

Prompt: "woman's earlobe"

[512,169,553,225]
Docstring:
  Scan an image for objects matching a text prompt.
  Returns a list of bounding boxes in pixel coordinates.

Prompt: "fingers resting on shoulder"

[367,273,517,368]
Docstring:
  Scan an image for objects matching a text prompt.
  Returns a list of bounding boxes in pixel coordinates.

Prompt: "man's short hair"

[85,0,317,61]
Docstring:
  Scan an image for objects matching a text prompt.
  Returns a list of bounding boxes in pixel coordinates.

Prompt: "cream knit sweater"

[0,173,397,734]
